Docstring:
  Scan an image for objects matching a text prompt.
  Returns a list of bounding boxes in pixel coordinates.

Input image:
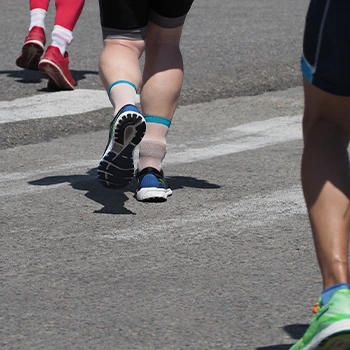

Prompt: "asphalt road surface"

[0,1,321,350]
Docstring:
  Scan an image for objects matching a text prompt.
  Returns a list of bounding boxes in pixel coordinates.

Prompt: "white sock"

[137,122,169,171]
[109,83,137,115]
[138,140,167,172]
[51,25,73,56]
[29,9,47,31]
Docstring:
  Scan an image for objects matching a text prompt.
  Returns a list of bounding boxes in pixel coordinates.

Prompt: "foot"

[97,105,146,189]
[16,26,46,70]
[136,167,172,202]
[38,46,76,90]
[290,289,350,350]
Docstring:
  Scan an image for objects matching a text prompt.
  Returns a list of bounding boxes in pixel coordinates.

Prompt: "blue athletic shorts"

[302,0,350,96]
[99,0,194,40]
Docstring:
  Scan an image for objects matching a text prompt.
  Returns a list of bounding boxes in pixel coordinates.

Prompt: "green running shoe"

[290,289,350,350]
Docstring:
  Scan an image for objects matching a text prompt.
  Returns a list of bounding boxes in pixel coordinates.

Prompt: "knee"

[304,116,349,146]
[146,40,181,56]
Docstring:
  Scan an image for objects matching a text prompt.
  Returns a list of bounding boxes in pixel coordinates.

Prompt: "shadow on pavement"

[28,168,134,215]
[256,345,293,350]
[28,168,221,215]
[283,324,308,339]
[0,69,99,89]
[167,175,221,191]
[255,324,308,350]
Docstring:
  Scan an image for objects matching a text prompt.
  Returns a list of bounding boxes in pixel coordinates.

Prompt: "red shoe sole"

[38,59,75,90]
[16,41,44,71]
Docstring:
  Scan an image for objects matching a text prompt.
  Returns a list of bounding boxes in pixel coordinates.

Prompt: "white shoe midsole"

[137,187,172,201]
[306,319,350,350]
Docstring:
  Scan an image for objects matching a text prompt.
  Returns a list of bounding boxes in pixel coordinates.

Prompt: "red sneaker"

[38,46,76,90]
[16,26,46,70]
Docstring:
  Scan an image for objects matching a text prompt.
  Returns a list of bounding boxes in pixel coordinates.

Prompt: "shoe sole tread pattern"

[16,42,44,71]
[307,320,350,350]
[98,112,146,189]
[38,59,75,90]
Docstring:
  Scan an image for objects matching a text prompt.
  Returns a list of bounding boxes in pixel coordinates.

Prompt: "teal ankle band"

[108,80,137,99]
[144,115,171,128]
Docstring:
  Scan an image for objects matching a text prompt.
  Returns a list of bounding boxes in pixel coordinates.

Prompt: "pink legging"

[30,0,85,31]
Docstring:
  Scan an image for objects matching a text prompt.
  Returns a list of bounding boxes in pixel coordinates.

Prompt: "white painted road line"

[106,186,305,241]
[0,89,141,124]
[0,115,303,197]
[166,115,302,164]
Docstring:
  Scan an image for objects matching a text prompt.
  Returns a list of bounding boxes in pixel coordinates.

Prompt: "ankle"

[321,283,350,305]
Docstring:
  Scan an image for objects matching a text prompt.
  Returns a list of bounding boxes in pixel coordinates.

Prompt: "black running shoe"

[97,104,146,189]
[136,167,172,202]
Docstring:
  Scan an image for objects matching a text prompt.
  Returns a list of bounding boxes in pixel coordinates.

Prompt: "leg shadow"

[28,168,135,215]
[29,169,221,213]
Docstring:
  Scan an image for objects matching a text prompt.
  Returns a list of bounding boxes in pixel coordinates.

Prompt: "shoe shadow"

[28,169,221,214]
[70,69,99,83]
[166,175,221,191]
[256,345,293,350]
[283,324,308,340]
[255,324,308,350]
[28,168,136,215]
[0,69,44,84]
[0,69,99,89]
[131,174,221,200]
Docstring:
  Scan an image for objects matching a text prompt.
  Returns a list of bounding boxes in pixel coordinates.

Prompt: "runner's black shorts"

[99,0,194,40]
[302,0,350,96]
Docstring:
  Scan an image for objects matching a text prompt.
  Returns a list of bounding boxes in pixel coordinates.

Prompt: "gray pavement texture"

[2,88,319,349]
[0,0,308,147]
[0,0,325,349]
